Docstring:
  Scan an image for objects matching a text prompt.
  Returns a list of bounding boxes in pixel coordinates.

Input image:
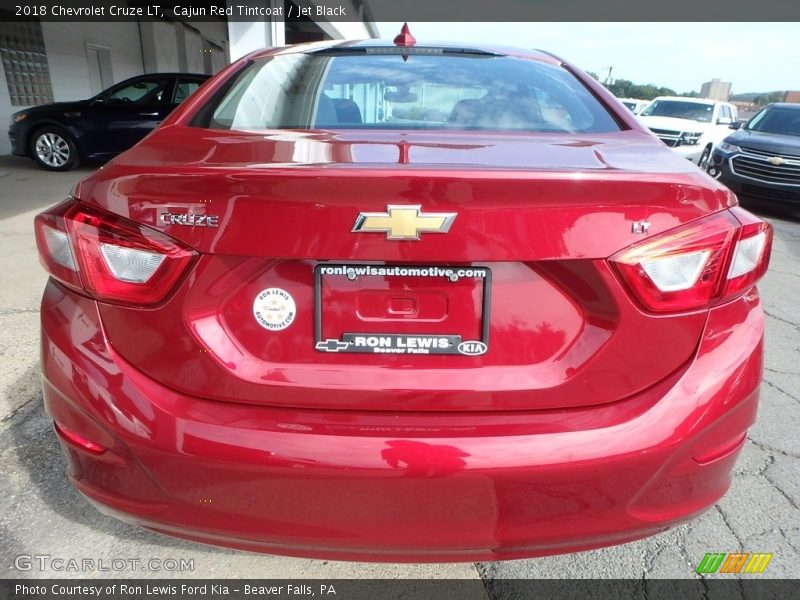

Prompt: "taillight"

[34,199,83,292]
[724,207,772,297]
[35,199,196,306]
[611,209,771,313]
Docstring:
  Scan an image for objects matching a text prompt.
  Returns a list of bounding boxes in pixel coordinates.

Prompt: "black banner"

[1,0,800,22]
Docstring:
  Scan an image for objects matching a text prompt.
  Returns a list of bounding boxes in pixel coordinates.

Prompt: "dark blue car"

[8,73,209,170]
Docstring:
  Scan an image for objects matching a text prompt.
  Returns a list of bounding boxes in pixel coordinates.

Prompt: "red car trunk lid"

[81,128,732,412]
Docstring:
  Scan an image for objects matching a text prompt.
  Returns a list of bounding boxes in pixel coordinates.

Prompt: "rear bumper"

[41,280,764,561]
[8,123,26,156]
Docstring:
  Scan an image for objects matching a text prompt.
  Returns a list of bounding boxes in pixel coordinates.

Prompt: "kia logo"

[458,341,487,356]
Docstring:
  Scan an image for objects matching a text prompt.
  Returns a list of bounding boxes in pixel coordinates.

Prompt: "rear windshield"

[747,106,800,137]
[191,50,621,134]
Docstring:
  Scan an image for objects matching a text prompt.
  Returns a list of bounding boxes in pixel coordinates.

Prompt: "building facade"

[0,1,377,155]
[700,78,733,102]
[784,91,800,103]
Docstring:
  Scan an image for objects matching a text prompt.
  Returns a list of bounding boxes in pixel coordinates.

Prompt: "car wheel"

[30,127,79,171]
[698,146,712,171]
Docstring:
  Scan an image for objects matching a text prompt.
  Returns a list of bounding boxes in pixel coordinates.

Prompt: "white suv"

[618,98,650,115]
[639,97,738,169]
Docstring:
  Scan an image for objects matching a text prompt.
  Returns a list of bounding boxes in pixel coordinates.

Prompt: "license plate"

[314,264,491,356]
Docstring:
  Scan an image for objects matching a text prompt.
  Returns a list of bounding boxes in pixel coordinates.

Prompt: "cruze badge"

[352,205,456,240]
[160,212,219,227]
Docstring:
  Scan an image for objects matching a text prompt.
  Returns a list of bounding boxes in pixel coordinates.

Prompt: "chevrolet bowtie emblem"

[767,156,785,166]
[352,205,456,240]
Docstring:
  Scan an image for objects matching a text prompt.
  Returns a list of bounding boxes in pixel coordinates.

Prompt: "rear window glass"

[192,50,621,134]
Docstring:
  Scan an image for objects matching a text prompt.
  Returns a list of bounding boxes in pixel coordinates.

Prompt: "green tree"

[607,79,633,98]
[767,91,785,104]
[602,78,676,100]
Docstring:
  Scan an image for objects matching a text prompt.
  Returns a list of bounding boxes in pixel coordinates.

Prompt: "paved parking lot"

[0,155,797,585]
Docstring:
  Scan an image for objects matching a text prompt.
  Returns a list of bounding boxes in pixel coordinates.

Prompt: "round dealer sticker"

[253,288,296,331]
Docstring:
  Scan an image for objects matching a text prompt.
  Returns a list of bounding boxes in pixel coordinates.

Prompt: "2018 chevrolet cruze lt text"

[35,34,772,561]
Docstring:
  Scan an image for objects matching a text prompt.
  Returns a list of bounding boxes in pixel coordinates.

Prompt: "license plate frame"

[313,263,492,356]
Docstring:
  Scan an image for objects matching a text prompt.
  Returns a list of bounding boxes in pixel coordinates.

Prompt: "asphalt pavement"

[0,155,797,587]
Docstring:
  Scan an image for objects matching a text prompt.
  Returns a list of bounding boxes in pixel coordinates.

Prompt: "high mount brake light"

[611,209,772,313]
[34,199,197,306]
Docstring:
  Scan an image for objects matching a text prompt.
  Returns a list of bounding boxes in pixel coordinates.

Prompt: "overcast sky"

[376,22,798,94]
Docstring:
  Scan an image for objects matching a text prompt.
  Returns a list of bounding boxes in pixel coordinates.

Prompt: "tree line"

[585,72,696,100]
[751,91,786,106]
[584,72,785,105]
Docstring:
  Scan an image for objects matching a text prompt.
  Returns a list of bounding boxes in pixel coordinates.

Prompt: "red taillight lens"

[70,205,196,305]
[34,199,83,292]
[724,207,772,297]
[611,209,772,313]
[35,199,196,306]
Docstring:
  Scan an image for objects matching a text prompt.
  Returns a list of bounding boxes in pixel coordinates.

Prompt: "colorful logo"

[697,552,773,574]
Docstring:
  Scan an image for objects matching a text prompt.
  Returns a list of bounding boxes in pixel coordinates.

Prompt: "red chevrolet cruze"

[35,36,772,561]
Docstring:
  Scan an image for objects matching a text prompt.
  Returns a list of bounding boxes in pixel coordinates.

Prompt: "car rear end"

[34,41,772,561]
[8,109,32,157]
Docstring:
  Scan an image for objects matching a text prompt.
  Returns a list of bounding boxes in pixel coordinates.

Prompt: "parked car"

[618,97,650,114]
[34,34,772,561]
[9,73,209,171]
[639,96,739,168]
[708,103,800,210]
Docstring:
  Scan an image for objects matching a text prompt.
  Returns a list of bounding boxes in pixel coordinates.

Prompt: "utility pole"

[604,66,614,85]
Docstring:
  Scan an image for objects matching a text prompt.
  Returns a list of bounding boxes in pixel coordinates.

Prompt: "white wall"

[228,19,285,61]
[0,59,15,155]
[41,21,144,102]
[184,27,205,73]
[191,20,230,56]
[140,21,181,72]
